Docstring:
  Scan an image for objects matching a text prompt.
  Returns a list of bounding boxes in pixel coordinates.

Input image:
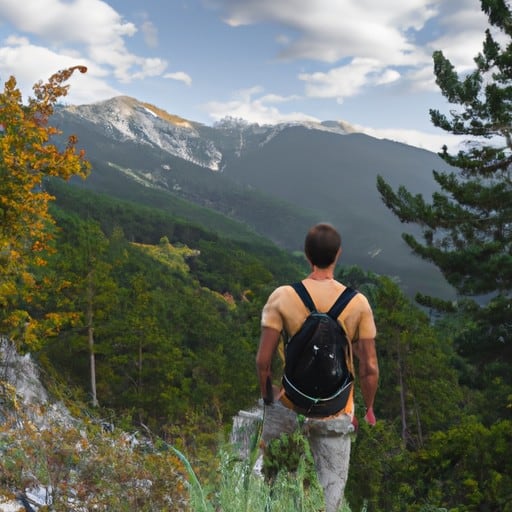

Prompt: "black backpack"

[282,282,357,417]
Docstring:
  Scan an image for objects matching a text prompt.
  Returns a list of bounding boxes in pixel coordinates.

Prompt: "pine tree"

[376,0,512,364]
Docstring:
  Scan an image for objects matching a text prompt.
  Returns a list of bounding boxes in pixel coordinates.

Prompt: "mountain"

[52,96,456,299]
[58,96,354,172]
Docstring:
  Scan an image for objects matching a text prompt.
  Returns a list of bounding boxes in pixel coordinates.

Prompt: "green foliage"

[347,416,512,512]
[29,182,305,462]
[376,0,512,356]
[345,272,512,511]
[23,178,510,512]
[373,276,464,446]
[376,0,512,435]
[46,172,285,249]
[46,178,303,293]
[188,442,331,512]
[0,405,188,511]
[405,417,512,511]
[0,386,345,512]
[262,427,316,486]
[337,264,381,306]
[189,238,274,295]
[346,421,405,512]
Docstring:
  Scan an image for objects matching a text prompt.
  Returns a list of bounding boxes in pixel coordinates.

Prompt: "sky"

[0,0,493,152]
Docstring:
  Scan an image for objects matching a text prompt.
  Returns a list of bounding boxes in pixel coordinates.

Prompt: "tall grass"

[181,443,354,512]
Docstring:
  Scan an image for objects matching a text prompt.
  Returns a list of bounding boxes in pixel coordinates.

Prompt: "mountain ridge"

[57,96,359,171]
[52,95,456,299]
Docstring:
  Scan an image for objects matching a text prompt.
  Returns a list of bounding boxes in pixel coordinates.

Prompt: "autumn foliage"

[0,66,90,348]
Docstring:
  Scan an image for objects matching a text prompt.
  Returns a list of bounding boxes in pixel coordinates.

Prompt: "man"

[256,223,379,512]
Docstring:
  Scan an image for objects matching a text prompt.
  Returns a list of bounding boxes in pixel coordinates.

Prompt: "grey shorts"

[261,400,354,512]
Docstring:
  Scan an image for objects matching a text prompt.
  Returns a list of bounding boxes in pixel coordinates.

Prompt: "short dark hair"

[304,223,341,268]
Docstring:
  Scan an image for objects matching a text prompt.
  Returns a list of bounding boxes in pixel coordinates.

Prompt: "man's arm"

[256,326,281,404]
[352,337,379,424]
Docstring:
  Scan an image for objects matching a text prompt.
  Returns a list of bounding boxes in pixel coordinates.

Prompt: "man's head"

[304,223,342,269]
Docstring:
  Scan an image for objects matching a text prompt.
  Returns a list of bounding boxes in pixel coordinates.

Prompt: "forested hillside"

[52,87,457,301]
[42,179,305,438]
[2,9,512,508]
[8,177,510,511]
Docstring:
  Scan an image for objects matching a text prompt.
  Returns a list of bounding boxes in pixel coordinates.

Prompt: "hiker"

[256,223,379,512]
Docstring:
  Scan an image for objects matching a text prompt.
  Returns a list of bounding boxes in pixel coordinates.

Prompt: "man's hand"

[256,327,281,403]
[353,337,379,427]
[364,406,376,426]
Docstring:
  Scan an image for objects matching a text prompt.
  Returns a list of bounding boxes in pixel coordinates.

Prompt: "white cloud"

[413,3,488,76]
[216,0,491,100]
[356,124,465,153]
[0,0,136,45]
[0,0,170,87]
[204,86,318,125]
[0,0,496,144]
[375,69,401,86]
[4,35,30,46]
[141,20,159,48]
[259,92,301,104]
[0,40,119,104]
[407,64,438,92]
[298,58,398,102]
[164,71,193,86]
[202,83,465,153]
[219,0,437,65]
[131,58,168,80]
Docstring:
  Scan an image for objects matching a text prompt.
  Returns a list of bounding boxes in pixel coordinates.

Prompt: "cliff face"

[0,338,72,427]
[0,338,74,511]
[0,339,189,511]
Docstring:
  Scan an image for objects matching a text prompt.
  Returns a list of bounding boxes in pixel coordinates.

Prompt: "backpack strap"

[291,281,357,317]
[327,286,357,318]
[291,281,317,312]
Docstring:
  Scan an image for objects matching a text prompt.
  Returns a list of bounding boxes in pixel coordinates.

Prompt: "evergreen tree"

[372,276,463,448]
[376,0,512,368]
[44,212,118,407]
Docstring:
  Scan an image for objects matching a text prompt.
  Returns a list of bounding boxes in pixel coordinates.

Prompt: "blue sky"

[0,0,491,152]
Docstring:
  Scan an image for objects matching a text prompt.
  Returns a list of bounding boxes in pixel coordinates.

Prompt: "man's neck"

[308,266,335,281]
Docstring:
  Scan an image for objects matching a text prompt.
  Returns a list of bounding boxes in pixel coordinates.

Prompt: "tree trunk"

[87,271,98,407]
[414,397,424,448]
[138,338,143,394]
[397,343,408,443]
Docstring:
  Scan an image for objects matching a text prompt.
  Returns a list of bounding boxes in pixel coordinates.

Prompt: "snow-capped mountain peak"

[59,96,355,172]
